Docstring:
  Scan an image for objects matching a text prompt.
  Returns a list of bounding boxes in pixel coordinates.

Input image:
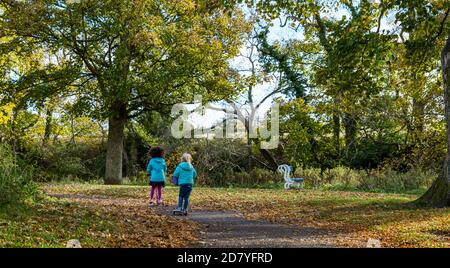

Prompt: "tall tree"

[1,0,250,184]
[416,35,450,207]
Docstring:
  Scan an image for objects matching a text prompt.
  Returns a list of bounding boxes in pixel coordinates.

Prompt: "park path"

[153,207,339,248]
[156,207,335,248]
[49,193,342,248]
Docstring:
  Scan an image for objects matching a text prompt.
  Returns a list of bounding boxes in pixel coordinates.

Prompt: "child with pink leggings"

[146,146,167,206]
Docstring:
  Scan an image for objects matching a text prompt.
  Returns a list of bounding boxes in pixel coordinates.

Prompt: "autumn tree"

[234,0,450,205]
[415,34,450,207]
[0,0,250,184]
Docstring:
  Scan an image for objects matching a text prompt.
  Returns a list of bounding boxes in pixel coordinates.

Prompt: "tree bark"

[416,35,450,207]
[69,116,76,145]
[244,118,253,170]
[416,158,450,207]
[104,105,127,185]
[333,93,342,155]
[258,147,279,171]
[43,107,52,146]
[343,113,357,156]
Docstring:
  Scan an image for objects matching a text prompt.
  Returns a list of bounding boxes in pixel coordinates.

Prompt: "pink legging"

[150,185,163,202]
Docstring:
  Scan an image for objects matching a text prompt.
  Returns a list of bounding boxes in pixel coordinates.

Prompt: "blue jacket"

[173,162,197,185]
[146,157,167,182]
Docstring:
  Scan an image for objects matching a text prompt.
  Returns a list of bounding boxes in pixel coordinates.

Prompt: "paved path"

[50,193,341,248]
[155,207,339,248]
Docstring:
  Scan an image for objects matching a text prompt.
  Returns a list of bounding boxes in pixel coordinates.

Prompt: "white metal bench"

[277,165,304,190]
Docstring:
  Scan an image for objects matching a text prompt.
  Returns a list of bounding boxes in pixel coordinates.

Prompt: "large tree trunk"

[416,35,450,207]
[104,105,127,185]
[416,158,450,207]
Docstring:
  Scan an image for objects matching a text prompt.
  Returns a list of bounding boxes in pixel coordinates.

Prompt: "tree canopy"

[1,0,450,206]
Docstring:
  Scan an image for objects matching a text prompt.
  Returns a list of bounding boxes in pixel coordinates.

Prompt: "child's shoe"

[181,209,188,216]
[173,207,183,215]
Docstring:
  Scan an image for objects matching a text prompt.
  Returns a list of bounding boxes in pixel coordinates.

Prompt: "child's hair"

[149,146,165,158]
[181,153,192,163]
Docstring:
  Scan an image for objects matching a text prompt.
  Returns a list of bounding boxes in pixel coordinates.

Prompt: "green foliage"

[295,166,436,194]
[1,0,252,120]
[257,28,309,99]
[1,0,449,197]
[1,0,254,184]
[24,143,106,182]
[204,168,282,188]
[280,98,338,170]
[0,145,38,206]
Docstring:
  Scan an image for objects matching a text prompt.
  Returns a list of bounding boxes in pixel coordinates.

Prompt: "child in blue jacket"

[146,146,167,206]
[173,153,197,215]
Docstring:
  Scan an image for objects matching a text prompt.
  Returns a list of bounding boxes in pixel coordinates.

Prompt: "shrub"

[0,145,38,206]
[128,171,149,185]
[24,142,106,182]
[358,167,436,193]
[294,166,436,193]
[202,168,283,187]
